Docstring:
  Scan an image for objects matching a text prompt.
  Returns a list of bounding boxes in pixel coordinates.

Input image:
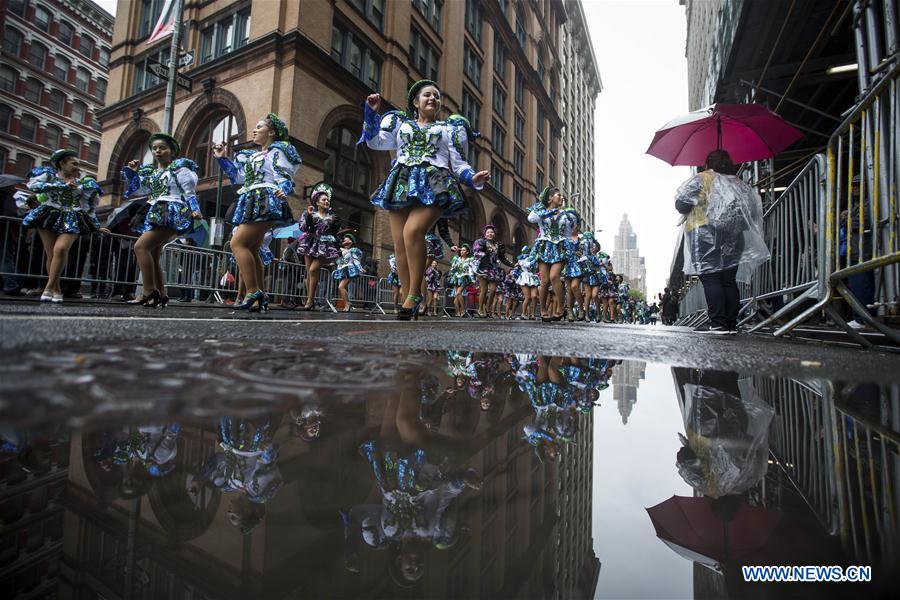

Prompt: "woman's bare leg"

[549,263,565,317]
[36,230,58,289]
[231,222,270,293]
[45,233,78,294]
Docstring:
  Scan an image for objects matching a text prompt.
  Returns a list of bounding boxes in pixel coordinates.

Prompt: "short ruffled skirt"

[476,266,505,283]
[386,272,401,287]
[133,200,194,234]
[600,283,618,298]
[371,164,467,218]
[425,279,443,292]
[448,273,476,287]
[333,264,363,280]
[425,233,445,260]
[516,271,540,287]
[297,236,339,261]
[23,204,98,235]
[504,285,524,301]
[230,189,294,227]
[259,246,275,266]
[534,240,566,264]
[583,272,602,287]
[563,260,585,279]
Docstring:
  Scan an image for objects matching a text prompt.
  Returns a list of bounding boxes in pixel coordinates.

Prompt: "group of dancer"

[14,78,648,323]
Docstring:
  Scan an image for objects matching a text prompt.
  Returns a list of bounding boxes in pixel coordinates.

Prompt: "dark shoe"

[397,295,423,321]
[695,323,730,335]
[3,288,24,297]
[137,290,160,307]
[235,290,264,311]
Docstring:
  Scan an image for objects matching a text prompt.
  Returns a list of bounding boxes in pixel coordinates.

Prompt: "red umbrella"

[646,103,803,166]
[646,495,780,573]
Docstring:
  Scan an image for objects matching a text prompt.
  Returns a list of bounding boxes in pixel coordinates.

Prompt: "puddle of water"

[0,344,898,598]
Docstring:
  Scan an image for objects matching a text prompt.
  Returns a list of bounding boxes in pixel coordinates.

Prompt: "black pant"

[700,267,739,329]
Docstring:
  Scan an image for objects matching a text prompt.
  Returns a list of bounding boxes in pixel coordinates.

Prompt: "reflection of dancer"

[332,233,364,312]
[360,82,488,319]
[121,133,200,307]
[94,423,181,478]
[290,401,323,442]
[191,417,283,534]
[342,440,480,584]
[215,113,301,312]
[298,182,341,311]
[15,149,109,303]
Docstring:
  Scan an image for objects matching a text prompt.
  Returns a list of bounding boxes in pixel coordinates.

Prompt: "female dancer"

[503,268,524,319]
[214,113,300,312]
[424,259,443,316]
[601,263,618,323]
[516,245,540,319]
[332,233,364,312]
[582,238,604,323]
[472,225,514,318]
[528,187,578,322]
[120,134,200,307]
[297,182,341,310]
[387,254,402,313]
[17,149,108,303]
[448,244,476,317]
[562,221,586,322]
[616,274,630,323]
[360,81,489,319]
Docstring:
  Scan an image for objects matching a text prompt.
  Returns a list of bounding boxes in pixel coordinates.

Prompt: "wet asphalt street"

[0,298,897,383]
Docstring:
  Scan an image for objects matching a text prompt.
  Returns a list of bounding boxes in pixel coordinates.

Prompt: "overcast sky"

[585,0,691,297]
[96,0,689,294]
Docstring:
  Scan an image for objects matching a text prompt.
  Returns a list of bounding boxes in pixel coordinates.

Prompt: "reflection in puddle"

[0,345,897,598]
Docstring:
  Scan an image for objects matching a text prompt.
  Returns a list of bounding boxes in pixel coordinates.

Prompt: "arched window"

[16,153,35,178]
[87,141,100,164]
[24,78,43,104]
[0,66,16,93]
[19,114,38,142]
[324,123,375,247]
[191,112,240,178]
[95,78,107,101]
[98,47,110,67]
[33,5,52,32]
[48,90,66,114]
[9,0,27,17]
[67,132,83,154]
[0,105,12,131]
[53,55,70,81]
[459,212,475,246]
[57,20,75,46]
[4,27,24,56]
[28,42,48,69]
[75,67,90,92]
[71,100,87,124]
[513,225,527,251]
[78,36,94,59]
[44,125,62,149]
[489,214,507,244]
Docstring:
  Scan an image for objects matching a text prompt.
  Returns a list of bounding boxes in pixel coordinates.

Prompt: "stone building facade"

[0,0,113,178]
[559,0,601,233]
[97,0,574,274]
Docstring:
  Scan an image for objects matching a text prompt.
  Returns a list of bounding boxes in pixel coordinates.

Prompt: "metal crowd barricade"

[345,272,381,313]
[756,376,840,535]
[375,277,397,314]
[674,279,708,327]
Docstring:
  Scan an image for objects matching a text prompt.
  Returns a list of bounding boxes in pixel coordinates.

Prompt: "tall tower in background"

[613,214,647,297]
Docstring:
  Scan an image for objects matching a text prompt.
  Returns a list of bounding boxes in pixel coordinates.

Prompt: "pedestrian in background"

[675,150,769,334]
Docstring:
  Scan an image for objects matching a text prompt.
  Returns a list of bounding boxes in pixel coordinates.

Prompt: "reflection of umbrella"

[273,224,301,239]
[0,174,25,188]
[184,219,210,247]
[106,198,148,233]
[647,495,780,572]
[646,103,803,166]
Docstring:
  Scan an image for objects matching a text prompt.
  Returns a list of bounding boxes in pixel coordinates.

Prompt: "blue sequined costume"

[259,230,275,265]
[472,238,514,282]
[121,158,200,233]
[527,204,580,264]
[448,255,476,287]
[359,105,482,217]
[387,254,401,286]
[217,141,301,226]
[17,167,102,234]
[515,247,540,287]
[197,417,282,504]
[333,246,364,280]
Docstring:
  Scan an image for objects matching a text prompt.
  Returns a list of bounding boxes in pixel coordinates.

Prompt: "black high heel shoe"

[141,290,161,308]
[235,290,264,311]
[397,294,423,321]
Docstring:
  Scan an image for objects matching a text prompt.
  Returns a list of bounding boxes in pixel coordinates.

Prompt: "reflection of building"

[0,0,113,178]
[613,214,647,297]
[614,360,646,425]
[559,0,602,233]
[97,0,570,271]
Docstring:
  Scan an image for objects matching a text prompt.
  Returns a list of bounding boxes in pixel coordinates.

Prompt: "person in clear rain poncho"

[675,150,769,334]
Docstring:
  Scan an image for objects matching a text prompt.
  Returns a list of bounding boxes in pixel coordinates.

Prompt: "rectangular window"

[349,0,385,31]
[409,26,439,81]
[332,22,382,90]
[139,0,165,38]
[95,78,107,101]
[461,90,480,132]
[413,0,442,34]
[463,44,481,87]
[198,9,250,64]
[492,84,506,120]
[536,140,544,166]
[75,68,90,92]
[549,157,556,183]
[538,54,545,82]
[491,162,504,193]
[467,145,478,170]
[514,148,523,173]
[536,105,545,138]
[491,121,505,159]
[514,68,524,106]
[493,37,506,79]
[133,47,170,94]
[79,36,94,59]
[24,80,42,104]
[536,168,543,191]
[98,47,110,67]
[513,183,523,207]
[465,0,482,44]
[514,113,524,141]
[516,18,526,47]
